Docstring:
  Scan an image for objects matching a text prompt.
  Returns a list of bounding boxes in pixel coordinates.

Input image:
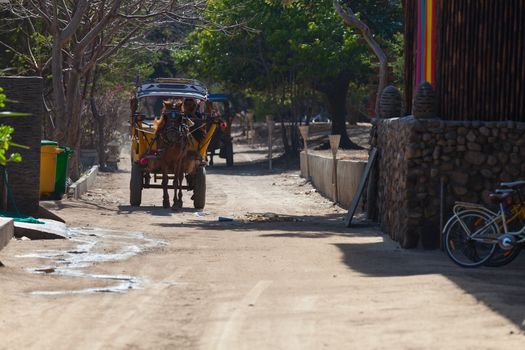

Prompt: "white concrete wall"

[0,218,14,252]
[300,151,366,208]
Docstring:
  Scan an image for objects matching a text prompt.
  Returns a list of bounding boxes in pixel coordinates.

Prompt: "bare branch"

[78,0,122,50]
[60,0,89,42]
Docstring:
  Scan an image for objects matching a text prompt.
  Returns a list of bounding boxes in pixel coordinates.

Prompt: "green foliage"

[0,125,23,165]
[0,87,5,108]
[175,0,402,98]
[387,31,405,90]
[0,12,52,76]
[182,0,371,91]
[96,48,156,91]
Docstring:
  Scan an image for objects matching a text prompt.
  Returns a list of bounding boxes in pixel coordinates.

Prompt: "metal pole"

[440,176,447,251]
[266,115,273,170]
[329,134,341,203]
[298,125,310,180]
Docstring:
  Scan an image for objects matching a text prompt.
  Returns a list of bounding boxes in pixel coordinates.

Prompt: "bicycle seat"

[489,190,514,204]
[500,180,525,188]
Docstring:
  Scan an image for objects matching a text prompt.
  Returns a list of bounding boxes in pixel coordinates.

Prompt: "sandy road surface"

[1,142,525,349]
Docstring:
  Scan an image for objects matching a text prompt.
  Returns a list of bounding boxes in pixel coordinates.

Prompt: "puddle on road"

[17,227,166,295]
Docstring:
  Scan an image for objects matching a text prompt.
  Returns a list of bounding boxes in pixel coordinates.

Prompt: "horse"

[150,100,190,209]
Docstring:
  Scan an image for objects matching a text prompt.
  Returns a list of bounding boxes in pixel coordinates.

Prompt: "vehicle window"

[138,97,165,119]
[212,102,225,115]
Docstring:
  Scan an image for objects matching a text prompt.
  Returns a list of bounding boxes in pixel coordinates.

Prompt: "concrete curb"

[300,152,366,208]
[0,218,14,252]
[14,219,68,240]
[68,165,99,199]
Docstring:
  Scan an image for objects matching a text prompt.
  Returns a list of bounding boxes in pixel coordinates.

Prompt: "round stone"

[379,85,403,119]
[412,81,437,119]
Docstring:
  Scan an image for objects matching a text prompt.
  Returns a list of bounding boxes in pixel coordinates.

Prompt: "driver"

[183,98,205,142]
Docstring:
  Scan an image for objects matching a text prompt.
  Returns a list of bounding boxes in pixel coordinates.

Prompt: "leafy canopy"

[176,0,373,92]
[175,0,402,91]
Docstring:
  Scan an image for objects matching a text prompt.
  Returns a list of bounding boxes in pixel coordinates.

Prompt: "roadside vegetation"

[0,0,403,172]
[175,0,403,152]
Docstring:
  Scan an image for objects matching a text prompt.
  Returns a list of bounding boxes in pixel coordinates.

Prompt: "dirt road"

[1,142,524,349]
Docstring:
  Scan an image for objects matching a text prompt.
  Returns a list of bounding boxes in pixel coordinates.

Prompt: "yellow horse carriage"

[129,78,221,209]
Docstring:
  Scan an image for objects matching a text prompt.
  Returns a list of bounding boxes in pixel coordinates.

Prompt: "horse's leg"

[162,168,170,208]
[171,169,179,209]
[177,168,184,208]
[171,157,182,209]
[176,154,185,208]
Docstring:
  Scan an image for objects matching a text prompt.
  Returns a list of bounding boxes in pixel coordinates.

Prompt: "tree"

[334,0,387,116]
[0,0,207,177]
[177,0,401,149]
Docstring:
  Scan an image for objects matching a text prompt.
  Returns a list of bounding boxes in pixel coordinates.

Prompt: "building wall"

[404,0,525,121]
[372,116,525,249]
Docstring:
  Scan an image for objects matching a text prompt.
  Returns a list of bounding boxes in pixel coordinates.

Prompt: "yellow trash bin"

[40,140,62,195]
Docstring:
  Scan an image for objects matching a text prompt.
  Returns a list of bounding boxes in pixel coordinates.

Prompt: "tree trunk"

[89,67,105,170]
[51,37,66,141]
[321,77,362,150]
[65,65,83,180]
[91,98,106,169]
[333,1,388,117]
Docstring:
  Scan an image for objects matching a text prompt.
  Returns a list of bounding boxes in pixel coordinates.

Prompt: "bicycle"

[443,180,525,268]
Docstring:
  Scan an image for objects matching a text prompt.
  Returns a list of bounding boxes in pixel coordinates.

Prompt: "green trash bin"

[53,146,74,198]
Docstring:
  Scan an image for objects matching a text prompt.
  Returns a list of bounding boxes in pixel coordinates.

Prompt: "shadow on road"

[118,205,196,216]
[334,241,525,331]
[152,212,377,237]
[206,152,299,176]
[166,206,525,332]
[49,199,118,212]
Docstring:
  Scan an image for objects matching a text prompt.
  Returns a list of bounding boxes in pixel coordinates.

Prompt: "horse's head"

[158,101,189,147]
[208,114,228,130]
[161,100,182,115]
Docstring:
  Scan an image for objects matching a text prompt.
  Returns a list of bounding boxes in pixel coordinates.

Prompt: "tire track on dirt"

[200,280,273,350]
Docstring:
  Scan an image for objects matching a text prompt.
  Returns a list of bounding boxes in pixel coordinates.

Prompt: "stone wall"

[0,77,43,216]
[371,116,525,249]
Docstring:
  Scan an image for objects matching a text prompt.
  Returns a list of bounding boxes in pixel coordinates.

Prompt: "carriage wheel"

[225,142,234,167]
[130,162,143,206]
[193,166,206,209]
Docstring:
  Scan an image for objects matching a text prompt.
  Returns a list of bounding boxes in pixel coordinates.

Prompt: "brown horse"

[150,100,190,209]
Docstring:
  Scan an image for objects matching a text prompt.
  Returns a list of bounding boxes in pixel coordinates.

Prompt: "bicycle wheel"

[485,210,523,267]
[445,211,498,267]
[484,245,522,267]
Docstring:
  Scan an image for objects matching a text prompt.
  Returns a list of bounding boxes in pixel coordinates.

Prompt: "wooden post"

[266,115,274,170]
[365,159,378,221]
[329,134,341,203]
[299,125,310,180]
[247,111,254,143]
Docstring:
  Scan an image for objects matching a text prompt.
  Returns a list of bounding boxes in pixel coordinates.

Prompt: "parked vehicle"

[443,180,525,267]
[207,93,234,166]
[310,111,331,123]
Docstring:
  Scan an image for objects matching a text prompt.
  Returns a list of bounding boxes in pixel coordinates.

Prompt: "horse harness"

[158,110,191,148]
